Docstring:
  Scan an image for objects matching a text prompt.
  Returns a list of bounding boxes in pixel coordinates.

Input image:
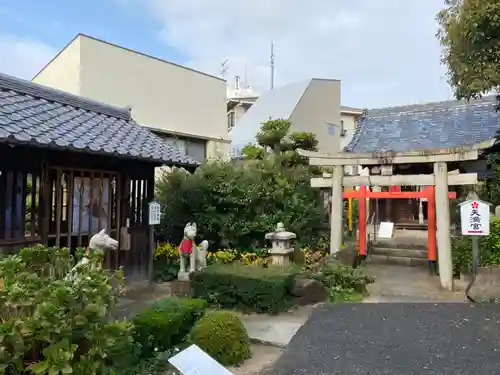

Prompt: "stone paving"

[363,264,467,303]
[230,304,318,348]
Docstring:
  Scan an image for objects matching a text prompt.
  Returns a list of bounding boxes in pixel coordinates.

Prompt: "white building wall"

[33,34,229,160]
[32,37,82,95]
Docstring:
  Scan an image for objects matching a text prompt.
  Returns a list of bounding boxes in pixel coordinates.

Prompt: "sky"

[0,0,453,109]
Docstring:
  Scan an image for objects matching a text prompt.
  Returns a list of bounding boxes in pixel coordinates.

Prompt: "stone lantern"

[265,223,296,265]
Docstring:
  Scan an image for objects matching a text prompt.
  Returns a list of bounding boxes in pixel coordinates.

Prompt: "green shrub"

[189,311,251,366]
[191,263,300,314]
[452,216,500,275]
[104,322,143,372]
[155,160,324,250]
[133,297,207,356]
[0,245,128,375]
[311,263,375,302]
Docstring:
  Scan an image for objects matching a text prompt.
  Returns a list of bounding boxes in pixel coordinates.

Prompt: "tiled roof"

[346,96,500,153]
[229,79,312,153]
[0,72,199,166]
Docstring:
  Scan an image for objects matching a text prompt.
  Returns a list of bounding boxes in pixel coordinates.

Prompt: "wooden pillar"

[329,165,343,255]
[385,191,391,222]
[426,186,437,274]
[434,162,453,290]
[39,163,50,246]
[347,197,353,233]
[358,186,367,256]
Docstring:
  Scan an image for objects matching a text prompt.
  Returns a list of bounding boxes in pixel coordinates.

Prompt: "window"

[328,124,335,136]
[228,111,236,130]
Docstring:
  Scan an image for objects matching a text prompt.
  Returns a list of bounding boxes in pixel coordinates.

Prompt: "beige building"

[32,34,230,162]
[338,105,364,151]
[228,78,363,159]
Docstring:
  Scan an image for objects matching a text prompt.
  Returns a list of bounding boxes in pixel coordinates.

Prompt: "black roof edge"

[0,137,199,168]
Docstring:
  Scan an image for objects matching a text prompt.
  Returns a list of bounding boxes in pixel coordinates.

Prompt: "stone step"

[371,247,427,259]
[368,253,429,267]
[394,222,428,231]
[371,241,427,251]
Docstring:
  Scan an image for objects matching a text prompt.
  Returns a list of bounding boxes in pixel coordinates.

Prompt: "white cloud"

[140,0,453,108]
[0,34,55,79]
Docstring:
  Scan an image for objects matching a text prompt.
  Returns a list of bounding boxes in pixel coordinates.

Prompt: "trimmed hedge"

[133,297,207,357]
[189,310,251,366]
[191,263,301,314]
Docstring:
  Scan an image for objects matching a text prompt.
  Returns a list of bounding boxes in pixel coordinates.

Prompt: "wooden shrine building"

[0,72,199,284]
[344,97,500,229]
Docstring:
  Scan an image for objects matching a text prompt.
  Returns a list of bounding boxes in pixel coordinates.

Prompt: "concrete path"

[268,303,500,375]
[363,264,467,303]
[236,305,317,348]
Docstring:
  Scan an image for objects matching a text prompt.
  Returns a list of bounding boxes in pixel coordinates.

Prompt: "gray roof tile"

[0,72,199,166]
[346,96,500,153]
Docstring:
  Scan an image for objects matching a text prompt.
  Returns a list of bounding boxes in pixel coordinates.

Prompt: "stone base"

[178,271,191,282]
[171,279,193,297]
[269,249,294,266]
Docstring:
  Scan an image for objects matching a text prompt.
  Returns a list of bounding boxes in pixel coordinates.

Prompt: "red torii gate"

[343,186,457,266]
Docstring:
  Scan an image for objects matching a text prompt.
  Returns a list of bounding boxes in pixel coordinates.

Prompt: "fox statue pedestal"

[178,271,191,282]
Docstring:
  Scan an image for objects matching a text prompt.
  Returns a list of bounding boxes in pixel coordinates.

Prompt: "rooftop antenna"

[270,42,275,90]
[220,59,228,79]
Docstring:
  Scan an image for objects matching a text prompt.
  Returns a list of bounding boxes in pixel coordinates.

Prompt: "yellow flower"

[154,242,179,259]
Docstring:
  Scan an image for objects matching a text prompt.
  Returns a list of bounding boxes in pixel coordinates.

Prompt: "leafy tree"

[437,0,500,103]
[240,144,264,160]
[241,119,318,167]
[256,119,292,152]
[437,0,500,205]
[155,160,324,250]
[289,132,318,151]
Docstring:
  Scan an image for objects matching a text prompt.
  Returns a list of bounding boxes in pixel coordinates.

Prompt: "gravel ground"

[267,303,500,375]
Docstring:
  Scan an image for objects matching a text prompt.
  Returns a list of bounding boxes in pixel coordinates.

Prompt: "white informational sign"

[378,221,394,239]
[168,344,234,375]
[148,201,161,225]
[460,199,490,236]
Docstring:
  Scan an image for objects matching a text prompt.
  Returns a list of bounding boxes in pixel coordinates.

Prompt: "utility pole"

[270,42,275,90]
